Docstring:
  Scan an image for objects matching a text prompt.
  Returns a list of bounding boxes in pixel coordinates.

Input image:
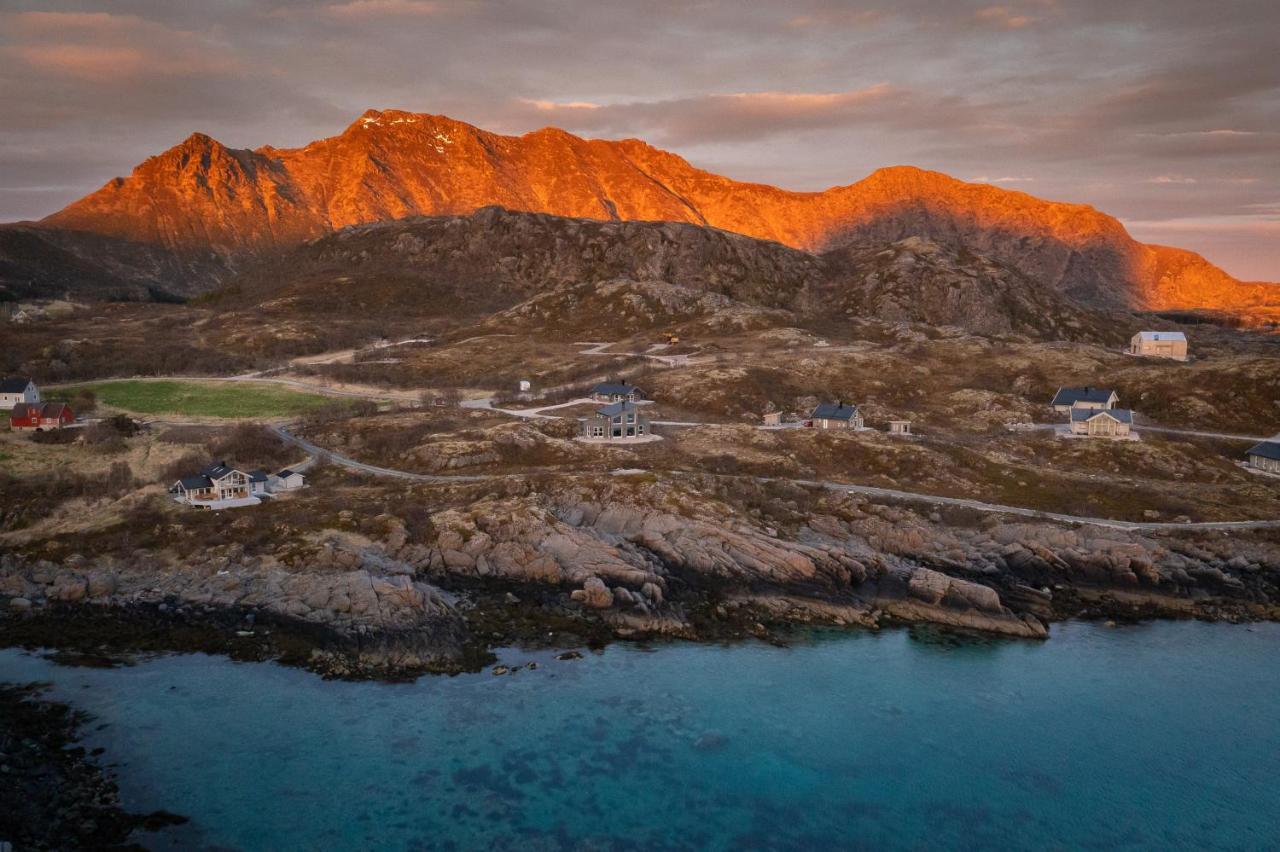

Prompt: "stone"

[570,577,614,609]
[8,597,32,610]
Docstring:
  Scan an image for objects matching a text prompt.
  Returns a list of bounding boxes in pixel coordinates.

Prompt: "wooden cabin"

[1129,331,1188,361]
[809,402,864,430]
[1070,407,1134,438]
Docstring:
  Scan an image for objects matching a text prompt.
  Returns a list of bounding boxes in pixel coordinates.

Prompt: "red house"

[10,402,74,431]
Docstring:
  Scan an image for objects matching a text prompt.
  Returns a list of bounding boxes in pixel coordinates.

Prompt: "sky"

[1,0,1277,280]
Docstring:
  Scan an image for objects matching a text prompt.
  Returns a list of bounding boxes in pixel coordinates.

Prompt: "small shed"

[762,412,783,427]
[1129,331,1188,361]
[271,469,307,491]
[888,420,912,435]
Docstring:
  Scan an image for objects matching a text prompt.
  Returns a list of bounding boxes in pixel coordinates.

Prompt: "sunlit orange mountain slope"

[42,108,1277,317]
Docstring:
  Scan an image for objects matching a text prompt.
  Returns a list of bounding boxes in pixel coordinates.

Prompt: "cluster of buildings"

[0,378,75,431]
[1051,386,1135,439]
[169,461,306,510]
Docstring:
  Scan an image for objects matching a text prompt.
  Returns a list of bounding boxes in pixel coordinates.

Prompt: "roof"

[0,377,33,393]
[1248,441,1280,462]
[276,468,302,478]
[596,401,640,417]
[1071,407,1133,424]
[176,476,211,490]
[1052,386,1118,407]
[1135,331,1187,342]
[592,382,641,396]
[199,461,240,480]
[811,402,860,421]
[248,469,269,482]
[10,402,69,420]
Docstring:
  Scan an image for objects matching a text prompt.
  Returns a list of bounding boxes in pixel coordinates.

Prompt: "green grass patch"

[49,380,336,419]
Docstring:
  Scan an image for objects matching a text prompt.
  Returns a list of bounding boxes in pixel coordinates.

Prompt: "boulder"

[570,576,614,609]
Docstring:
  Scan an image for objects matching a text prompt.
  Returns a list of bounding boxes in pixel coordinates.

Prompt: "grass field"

[51,380,336,419]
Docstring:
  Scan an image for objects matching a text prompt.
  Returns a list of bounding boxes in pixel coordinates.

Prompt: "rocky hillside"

[0,225,229,302]
[211,208,1117,341]
[39,108,1278,318]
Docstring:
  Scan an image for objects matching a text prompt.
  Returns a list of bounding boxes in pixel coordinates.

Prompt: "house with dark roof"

[590,382,644,403]
[169,460,260,508]
[1129,331,1188,361]
[9,401,73,431]
[579,400,652,441]
[1051,386,1119,413]
[0,377,39,410]
[271,469,307,491]
[1069,407,1134,438]
[809,402,864,430]
[1246,440,1280,474]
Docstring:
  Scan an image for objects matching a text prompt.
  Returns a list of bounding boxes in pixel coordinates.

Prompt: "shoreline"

[3,582,1274,683]
[0,680,188,850]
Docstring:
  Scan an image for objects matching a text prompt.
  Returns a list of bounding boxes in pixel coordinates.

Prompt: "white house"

[1129,331,1188,361]
[248,470,270,496]
[0,377,39,410]
[169,461,260,509]
[270,469,307,491]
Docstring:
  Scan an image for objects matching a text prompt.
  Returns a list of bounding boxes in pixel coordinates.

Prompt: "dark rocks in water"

[0,681,188,849]
[556,651,583,661]
[693,732,730,752]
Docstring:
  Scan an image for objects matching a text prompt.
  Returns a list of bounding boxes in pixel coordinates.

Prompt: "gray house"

[1051,386,1119,413]
[580,400,651,440]
[1247,441,1280,474]
[809,402,864,430]
[590,382,644,403]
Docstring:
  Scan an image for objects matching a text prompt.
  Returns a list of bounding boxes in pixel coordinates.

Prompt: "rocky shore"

[0,681,187,850]
[3,477,1279,679]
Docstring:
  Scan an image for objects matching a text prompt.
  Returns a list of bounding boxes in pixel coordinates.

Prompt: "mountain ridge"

[33,108,1280,319]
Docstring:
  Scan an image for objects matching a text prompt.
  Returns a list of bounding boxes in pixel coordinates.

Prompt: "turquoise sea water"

[3,621,1279,851]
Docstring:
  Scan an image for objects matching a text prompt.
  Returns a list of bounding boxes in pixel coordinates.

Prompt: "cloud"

[324,0,446,17]
[969,175,1037,184]
[511,85,969,146]
[1147,176,1198,184]
[2,10,236,80]
[974,6,1037,29]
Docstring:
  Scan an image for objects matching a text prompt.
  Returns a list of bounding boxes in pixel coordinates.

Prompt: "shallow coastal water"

[3,621,1279,851]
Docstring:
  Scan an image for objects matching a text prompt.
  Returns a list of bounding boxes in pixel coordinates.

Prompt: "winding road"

[270,425,1280,533]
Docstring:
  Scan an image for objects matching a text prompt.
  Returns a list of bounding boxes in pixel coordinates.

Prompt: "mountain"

[206,207,1118,344]
[33,109,1280,319]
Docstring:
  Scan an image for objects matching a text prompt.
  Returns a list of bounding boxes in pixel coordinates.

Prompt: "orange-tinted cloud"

[324,0,446,17]
[3,10,236,80]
